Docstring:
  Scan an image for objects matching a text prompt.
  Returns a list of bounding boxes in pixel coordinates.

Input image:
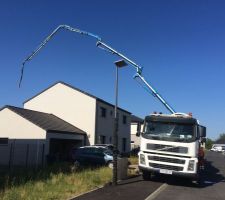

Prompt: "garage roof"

[4,106,85,135]
[131,115,144,123]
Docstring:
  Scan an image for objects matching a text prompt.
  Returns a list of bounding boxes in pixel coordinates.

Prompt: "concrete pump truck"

[19,25,206,184]
[138,113,206,184]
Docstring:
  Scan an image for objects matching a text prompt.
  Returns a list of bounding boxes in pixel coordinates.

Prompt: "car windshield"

[143,121,195,142]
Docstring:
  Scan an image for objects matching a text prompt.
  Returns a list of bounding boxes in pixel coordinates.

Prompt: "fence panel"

[0,140,45,169]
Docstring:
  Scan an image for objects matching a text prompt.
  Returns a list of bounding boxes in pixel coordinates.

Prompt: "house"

[130,115,144,149]
[0,105,85,167]
[24,81,131,153]
[0,81,131,166]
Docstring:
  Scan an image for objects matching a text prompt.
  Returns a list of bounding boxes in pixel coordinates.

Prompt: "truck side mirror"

[136,123,141,137]
[198,125,206,138]
[136,131,140,137]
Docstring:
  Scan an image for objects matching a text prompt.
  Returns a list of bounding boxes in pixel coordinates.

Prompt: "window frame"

[122,115,127,124]
[0,138,8,145]
[100,107,107,118]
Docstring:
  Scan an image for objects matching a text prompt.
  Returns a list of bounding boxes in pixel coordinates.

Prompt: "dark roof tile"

[4,106,85,135]
[131,115,144,123]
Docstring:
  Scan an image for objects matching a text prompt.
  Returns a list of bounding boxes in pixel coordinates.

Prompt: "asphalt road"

[154,151,225,200]
[73,176,162,200]
[73,151,225,200]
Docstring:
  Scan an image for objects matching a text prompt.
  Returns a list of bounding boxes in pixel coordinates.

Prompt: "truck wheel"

[196,168,204,187]
[142,170,151,180]
[196,176,203,187]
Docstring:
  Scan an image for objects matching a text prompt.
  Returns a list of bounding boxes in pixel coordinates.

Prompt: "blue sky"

[1,0,225,139]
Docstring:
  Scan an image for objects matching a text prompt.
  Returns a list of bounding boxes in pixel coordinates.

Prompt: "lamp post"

[113,59,128,186]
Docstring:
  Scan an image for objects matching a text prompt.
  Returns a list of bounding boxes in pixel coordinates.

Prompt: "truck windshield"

[143,121,195,142]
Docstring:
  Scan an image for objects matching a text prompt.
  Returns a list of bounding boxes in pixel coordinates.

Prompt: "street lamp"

[113,59,128,186]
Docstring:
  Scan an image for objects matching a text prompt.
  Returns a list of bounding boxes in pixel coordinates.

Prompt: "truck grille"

[148,156,185,164]
[149,162,183,171]
[147,144,188,154]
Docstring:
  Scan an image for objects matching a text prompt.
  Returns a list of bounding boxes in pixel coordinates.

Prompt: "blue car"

[72,146,113,167]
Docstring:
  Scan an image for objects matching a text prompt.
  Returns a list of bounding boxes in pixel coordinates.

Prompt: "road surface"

[73,151,225,200]
[154,151,225,200]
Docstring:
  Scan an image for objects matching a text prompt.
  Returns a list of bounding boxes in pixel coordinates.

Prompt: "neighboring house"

[0,106,85,167]
[23,81,131,153]
[130,115,144,149]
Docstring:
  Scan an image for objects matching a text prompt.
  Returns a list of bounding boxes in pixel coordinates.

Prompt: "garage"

[47,132,85,162]
[0,106,86,167]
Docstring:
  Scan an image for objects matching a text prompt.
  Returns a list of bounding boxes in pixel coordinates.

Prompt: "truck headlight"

[188,160,195,171]
[140,154,146,165]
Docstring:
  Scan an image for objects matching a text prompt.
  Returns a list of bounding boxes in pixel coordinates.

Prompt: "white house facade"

[0,82,131,167]
[24,81,131,153]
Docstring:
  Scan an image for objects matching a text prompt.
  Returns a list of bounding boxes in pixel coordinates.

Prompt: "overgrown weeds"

[0,163,112,200]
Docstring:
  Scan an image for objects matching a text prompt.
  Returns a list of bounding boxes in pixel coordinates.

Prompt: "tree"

[215,133,225,144]
[205,138,214,150]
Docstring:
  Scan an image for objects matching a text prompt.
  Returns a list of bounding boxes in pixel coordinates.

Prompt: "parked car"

[210,146,219,152]
[72,146,113,167]
[221,146,225,153]
[93,144,131,157]
[211,145,225,152]
[93,144,114,151]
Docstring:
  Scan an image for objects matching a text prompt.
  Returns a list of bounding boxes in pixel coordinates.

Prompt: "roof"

[131,115,144,123]
[2,105,86,135]
[145,115,197,125]
[23,81,131,114]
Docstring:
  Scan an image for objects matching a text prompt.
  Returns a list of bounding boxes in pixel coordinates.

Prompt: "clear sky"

[1,0,225,139]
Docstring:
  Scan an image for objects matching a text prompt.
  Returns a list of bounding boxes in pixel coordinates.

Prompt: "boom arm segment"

[96,41,176,114]
[19,24,176,114]
[19,25,101,87]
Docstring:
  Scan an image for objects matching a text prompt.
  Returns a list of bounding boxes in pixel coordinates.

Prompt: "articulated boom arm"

[19,24,176,114]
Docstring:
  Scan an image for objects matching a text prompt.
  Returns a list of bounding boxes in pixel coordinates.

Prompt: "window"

[122,138,126,152]
[123,115,127,124]
[100,107,107,118]
[99,135,106,144]
[0,138,8,145]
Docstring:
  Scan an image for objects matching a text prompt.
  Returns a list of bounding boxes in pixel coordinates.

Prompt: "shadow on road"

[117,175,143,186]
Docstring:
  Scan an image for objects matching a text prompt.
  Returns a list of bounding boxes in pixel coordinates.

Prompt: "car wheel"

[74,160,80,169]
[108,161,113,169]
[142,170,152,181]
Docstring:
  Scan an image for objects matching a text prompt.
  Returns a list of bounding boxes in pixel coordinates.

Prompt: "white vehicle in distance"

[211,144,225,152]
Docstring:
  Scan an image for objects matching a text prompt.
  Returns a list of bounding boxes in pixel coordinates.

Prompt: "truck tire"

[142,170,151,180]
[196,175,203,187]
[196,167,204,187]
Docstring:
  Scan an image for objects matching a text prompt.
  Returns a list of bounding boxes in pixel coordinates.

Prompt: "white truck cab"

[138,113,206,182]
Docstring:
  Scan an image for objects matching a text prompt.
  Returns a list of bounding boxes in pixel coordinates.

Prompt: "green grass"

[0,163,112,200]
[128,156,138,165]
